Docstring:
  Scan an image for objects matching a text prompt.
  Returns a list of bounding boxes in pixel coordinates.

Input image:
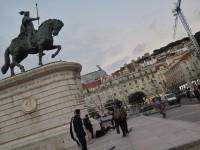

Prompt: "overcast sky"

[0,0,200,79]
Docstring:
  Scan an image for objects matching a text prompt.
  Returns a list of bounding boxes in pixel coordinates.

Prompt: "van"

[162,93,177,105]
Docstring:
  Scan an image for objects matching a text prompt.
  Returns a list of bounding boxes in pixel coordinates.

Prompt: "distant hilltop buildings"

[81,31,200,112]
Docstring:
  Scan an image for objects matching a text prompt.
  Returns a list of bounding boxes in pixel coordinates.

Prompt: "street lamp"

[97,95,105,116]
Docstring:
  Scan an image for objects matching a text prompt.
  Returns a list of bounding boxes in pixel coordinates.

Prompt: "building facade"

[82,39,200,114]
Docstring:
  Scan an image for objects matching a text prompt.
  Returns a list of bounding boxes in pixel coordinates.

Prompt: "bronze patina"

[1,12,64,76]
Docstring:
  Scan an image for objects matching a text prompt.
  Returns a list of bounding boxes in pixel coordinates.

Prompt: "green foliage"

[128,91,146,105]
[88,108,100,119]
[150,31,200,57]
[151,37,190,56]
[104,99,114,111]
[195,31,200,46]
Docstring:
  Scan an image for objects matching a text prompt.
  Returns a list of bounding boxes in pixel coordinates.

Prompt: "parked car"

[162,93,177,105]
[176,91,186,98]
[140,104,154,112]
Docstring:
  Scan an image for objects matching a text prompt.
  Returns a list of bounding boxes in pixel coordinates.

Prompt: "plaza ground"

[70,114,200,150]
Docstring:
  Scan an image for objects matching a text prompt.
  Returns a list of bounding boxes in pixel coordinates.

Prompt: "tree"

[104,99,114,111]
[128,91,146,105]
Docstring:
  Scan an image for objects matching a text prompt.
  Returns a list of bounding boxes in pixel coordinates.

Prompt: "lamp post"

[97,95,105,116]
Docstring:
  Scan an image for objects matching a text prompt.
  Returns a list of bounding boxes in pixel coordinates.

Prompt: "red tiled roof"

[111,71,121,77]
[155,59,165,64]
[82,80,101,90]
[180,53,189,61]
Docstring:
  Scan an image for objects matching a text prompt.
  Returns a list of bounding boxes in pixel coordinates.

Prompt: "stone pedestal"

[0,61,86,150]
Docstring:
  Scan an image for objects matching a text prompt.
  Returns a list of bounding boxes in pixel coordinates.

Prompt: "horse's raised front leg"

[10,58,25,76]
[51,45,61,58]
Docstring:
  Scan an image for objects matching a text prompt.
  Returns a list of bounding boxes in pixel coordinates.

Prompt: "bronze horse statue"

[1,19,64,76]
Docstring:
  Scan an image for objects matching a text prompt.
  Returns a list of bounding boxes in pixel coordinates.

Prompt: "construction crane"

[172,0,200,59]
[96,65,102,70]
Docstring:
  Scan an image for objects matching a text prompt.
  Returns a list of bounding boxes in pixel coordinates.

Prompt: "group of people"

[70,99,129,150]
[180,87,200,102]
[96,99,129,138]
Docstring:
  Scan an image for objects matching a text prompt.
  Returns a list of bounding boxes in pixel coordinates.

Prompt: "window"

[129,82,132,85]
[134,80,137,84]
[125,90,128,93]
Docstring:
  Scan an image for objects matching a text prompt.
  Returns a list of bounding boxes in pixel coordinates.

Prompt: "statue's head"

[19,11,30,17]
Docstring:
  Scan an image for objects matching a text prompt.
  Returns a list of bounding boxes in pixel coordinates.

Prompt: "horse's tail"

[1,47,10,74]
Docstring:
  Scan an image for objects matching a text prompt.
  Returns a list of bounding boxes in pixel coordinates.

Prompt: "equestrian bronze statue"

[1,11,64,76]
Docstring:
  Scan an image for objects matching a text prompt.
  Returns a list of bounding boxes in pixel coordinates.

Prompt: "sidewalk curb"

[166,139,200,150]
[143,104,181,116]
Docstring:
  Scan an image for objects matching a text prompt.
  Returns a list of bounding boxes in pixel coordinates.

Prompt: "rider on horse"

[18,11,39,49]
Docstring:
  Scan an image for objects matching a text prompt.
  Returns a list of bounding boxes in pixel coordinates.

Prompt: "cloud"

[57,26,132,75]
[149,20,157,32]
[193,9,200,19]
[0,26,128,78]
[132,43,146,56]
[104,56,129,74]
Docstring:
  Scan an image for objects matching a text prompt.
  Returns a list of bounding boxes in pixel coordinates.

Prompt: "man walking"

[186,88,191,102]
[73,109,87,150]
[113,100,127,137]
[119,102,129,133]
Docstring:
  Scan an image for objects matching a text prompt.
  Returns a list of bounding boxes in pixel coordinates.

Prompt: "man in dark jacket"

[186,88,191,101]
[83,114,94,138]
[73,109,87,150]
[113,100,127,137]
